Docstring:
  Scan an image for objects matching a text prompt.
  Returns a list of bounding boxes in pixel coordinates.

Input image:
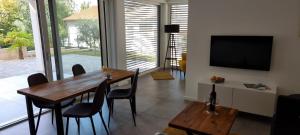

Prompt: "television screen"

[210,36,273,71]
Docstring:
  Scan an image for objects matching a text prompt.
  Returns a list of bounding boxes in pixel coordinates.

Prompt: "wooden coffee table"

[169,102,238,135]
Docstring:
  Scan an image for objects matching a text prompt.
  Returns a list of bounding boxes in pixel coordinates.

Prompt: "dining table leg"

[54,103,64,135]
[25,96,36,135]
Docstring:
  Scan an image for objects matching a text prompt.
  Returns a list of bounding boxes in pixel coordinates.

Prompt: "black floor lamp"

[163,24,180,72]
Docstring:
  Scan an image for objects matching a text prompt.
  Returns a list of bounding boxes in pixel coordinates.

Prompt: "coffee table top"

[169,102,238,135]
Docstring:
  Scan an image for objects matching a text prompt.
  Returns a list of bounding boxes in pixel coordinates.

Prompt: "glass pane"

[171,4,188,64]
[124,0,159,72]
[0,0,45,127]
[53,0,102,78]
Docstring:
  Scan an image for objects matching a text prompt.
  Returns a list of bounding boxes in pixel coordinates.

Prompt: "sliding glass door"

[170,4,189,63]
[47,0,103,78]
[124,0,159,72]
[0,0,45,128]
[0,0,107,128]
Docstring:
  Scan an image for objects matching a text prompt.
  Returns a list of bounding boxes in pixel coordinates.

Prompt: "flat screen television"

[210,36,273,71]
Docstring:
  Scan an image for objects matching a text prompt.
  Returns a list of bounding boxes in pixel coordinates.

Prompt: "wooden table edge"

[108,73,134,84]
[226,109,239,135]
[168,123,209,135]
[17,87,97,104]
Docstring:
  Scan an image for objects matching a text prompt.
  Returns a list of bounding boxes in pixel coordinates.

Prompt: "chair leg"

[110,99,114,117]
[99,111,110,135]
[51,109,54,125]
[106,96,109,109]
[80,94,83,103]
[35,108,42,133]
[87,92,90,103]
[65,117,69,135]
[180,70,182,78]
[89,116,96,135]
[129,99,136,126]
[75,118,80,128]
[108,102,111,128]
[132,96,136,115]
[77,118,80,134]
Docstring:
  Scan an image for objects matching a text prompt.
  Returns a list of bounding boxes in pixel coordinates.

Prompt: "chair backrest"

[91,79,107,114]
[72,64,86,76]
[27,73,49,107]
[271,95,300,135]
[128,68,139,97]
[27,73,48,87]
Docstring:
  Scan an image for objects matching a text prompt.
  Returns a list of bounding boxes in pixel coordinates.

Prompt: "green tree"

[0,34,4,47]
[44,0,74,47]
[80,1,90,10]
[0,0,33,51]
[0,0,21,35]
[55,0,74,46]
[3,31,33,59]
[0,0,33,34]
[18,0,32,33]
[76,20,100,49]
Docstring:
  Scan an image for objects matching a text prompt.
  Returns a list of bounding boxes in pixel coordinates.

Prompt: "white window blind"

[124,0,159,72]
[171,4,188,62]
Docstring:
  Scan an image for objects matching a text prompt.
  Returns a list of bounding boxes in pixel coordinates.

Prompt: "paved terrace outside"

[0,54,101,127]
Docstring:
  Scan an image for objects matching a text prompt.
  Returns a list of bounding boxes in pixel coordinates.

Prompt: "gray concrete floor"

[0,71,271,135]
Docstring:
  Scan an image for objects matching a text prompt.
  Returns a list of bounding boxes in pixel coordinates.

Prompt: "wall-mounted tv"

[210,36,273,71]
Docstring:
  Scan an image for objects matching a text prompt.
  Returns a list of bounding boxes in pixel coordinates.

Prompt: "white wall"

[160,3,170,67]
[186,0,300,100]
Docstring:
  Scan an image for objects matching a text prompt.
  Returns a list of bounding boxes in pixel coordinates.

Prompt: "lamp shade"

[165,25,180,33]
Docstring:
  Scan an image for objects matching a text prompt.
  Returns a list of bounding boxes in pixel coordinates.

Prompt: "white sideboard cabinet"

[198,80,277,117]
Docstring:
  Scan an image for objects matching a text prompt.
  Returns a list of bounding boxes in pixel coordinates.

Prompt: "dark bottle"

[209,84,217,111]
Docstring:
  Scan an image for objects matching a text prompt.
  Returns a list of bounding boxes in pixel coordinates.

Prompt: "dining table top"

[17,68,135,104]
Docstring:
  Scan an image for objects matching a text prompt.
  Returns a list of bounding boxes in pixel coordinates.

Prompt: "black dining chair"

[63,79,110,135]
[27,73,76,134]
[72,64,92,102]
[107,68,139,126]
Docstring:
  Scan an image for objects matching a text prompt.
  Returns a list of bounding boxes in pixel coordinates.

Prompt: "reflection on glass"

[53,0,102,78]
[60,0,102,77]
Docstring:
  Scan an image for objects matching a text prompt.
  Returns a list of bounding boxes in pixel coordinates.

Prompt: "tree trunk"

[18,47,24,60]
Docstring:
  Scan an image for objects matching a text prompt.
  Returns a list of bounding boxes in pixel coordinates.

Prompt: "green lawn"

[61,49,101,56]
[50,48,101,57]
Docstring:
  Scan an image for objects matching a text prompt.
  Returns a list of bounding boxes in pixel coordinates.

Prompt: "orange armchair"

[179,53,186,77]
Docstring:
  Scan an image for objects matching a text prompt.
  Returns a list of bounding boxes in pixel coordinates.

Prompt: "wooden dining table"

[17,69,134,135]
